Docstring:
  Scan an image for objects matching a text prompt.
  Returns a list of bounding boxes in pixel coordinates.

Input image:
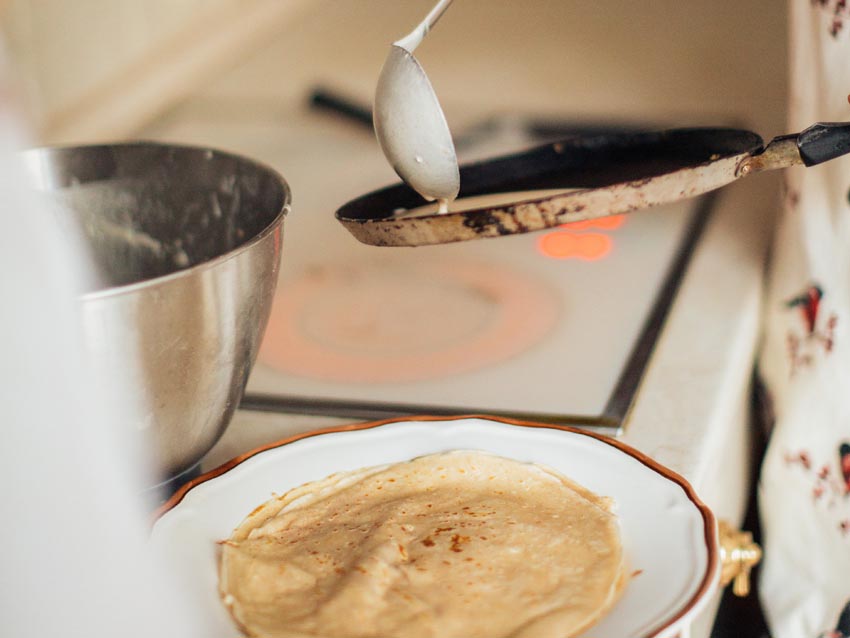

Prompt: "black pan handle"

[738,121,850,177]
[308,87,374,129]
[796,121,850,166]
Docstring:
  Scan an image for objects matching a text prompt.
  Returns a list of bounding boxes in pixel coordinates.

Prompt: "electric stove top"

[238,108,715,432]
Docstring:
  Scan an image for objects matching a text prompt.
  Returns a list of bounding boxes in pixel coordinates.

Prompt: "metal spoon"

[373,0,458,212]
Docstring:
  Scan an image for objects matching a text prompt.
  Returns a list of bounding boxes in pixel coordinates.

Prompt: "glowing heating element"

[259,259,559,384]
[537,215,626,261]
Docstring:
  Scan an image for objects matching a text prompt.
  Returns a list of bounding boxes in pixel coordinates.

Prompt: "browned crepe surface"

[219,451,625,638]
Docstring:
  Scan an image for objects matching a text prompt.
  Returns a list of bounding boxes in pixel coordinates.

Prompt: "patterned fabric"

[758,2,850,636]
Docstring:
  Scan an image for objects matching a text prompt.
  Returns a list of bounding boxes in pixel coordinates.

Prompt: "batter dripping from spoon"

[373,0,459,214]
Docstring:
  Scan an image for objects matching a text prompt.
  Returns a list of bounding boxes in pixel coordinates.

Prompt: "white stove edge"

[620,174,775,635]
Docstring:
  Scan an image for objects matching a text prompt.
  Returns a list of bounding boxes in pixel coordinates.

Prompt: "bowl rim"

[26,140,291,301]
[154,413,719,638]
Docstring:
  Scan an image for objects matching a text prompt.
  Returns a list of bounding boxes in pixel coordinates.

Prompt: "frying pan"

[336,122,850,247]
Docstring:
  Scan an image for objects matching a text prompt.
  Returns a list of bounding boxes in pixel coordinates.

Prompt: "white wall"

[1,0,314,143]
[0,1,788,144]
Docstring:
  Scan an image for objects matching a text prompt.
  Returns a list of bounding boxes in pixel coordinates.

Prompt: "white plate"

[152,416,719,638]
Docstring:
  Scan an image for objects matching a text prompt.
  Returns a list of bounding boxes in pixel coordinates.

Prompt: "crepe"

[219,451,626,638]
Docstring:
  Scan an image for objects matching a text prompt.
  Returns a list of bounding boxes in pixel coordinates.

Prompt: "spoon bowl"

[373,0,458,208]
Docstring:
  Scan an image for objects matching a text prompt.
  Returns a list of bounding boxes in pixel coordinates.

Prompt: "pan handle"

[738,121,850,176]
[796,121,850,166]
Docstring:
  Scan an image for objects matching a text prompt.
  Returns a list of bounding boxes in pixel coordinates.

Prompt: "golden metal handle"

[718,520,762,597]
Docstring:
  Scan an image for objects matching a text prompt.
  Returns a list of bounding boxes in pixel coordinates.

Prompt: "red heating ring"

[537,215,626,261]
[259,259,560,384]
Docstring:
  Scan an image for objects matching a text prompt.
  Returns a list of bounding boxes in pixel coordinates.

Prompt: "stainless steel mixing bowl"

[27,142,289,485]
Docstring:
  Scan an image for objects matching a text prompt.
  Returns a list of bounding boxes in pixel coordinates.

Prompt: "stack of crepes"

[219,451,627,638]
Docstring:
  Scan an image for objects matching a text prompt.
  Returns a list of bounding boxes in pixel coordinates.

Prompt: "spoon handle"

[422,0,455,32]
[395,0,455,52]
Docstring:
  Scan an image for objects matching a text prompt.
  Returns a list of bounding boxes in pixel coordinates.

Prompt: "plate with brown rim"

[152,415,718,638]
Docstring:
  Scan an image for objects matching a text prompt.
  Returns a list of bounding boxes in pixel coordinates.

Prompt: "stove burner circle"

[259,259,559,384]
